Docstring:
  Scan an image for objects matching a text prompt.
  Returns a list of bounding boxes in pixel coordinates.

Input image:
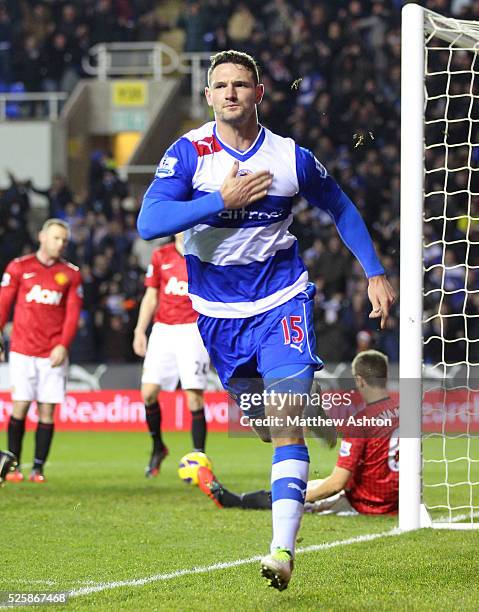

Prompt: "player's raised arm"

[296,145,396,328]
[137,139,273,240]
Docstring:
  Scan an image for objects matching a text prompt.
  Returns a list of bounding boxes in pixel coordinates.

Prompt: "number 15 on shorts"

[281,316,304,346]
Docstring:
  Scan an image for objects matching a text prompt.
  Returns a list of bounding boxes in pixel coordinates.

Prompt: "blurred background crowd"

[0,0,478,365]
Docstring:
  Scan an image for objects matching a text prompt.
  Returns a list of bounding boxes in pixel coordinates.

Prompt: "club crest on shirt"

[54,272,69,286]
[156,156,178,178]
[237,168,253,177]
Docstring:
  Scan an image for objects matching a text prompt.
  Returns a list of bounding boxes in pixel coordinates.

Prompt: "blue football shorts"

[197,282,323,416]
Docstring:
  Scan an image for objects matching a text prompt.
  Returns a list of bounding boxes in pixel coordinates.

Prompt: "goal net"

[400,4,479,530]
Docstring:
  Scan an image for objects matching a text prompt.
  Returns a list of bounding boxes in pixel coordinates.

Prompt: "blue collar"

[213,124,266,161]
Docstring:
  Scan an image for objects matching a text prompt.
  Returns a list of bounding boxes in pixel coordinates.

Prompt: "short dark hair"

[208,50,260,85]
[352,350,388,389]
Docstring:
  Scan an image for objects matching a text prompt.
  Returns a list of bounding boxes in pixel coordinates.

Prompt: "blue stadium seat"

[6,82,24,118]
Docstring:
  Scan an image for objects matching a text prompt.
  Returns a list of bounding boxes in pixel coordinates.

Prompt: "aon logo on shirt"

[26,284,63,305]
[164,276,188,296]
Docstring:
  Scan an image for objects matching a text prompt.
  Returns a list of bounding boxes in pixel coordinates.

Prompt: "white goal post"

[400,4,479,530]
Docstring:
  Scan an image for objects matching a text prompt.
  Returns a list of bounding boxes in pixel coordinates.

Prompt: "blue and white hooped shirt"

[140,121,384,319]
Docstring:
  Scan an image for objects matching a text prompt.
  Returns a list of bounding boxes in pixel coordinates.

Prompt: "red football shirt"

[145,243,197,325]
[0,254,83,357]
[336,397,399,514]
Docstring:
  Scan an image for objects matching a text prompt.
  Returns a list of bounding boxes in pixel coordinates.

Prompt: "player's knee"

[302,401,317,420]
[265,395,304,440]
[12,402,30,419]
[142,393,157,405]
[185,389,204,412]
[37,404,55,423]
[141,386,159,406]
[39,415,54,424]
[252,424,272,443]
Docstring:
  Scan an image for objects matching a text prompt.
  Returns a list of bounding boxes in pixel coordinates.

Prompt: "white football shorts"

[141,322,210,390]
[9,351,68,404]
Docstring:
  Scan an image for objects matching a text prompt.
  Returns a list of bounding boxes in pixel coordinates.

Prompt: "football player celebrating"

[198,351,399,516]
[0,219,82,482]
[137,50,395,589]
[133,233,210,477]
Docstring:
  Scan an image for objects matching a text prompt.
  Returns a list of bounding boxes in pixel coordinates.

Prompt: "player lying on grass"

[198,351,399,515]
[137,49,395,590]
[133,233,210,477]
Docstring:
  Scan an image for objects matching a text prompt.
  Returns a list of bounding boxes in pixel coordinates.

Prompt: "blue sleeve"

[296,145,385,278]
[137,138,225,239]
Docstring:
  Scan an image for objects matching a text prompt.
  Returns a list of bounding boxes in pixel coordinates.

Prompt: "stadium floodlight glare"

[400,3,479,531]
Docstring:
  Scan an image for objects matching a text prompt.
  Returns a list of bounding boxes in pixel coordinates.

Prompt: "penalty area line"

[69,528,399,599]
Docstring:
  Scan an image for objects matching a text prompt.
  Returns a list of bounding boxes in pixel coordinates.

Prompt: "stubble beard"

[217,105,252,127]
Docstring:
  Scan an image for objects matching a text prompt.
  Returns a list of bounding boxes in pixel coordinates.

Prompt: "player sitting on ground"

[198,351,399,515]
[132,233,210,477]
[0,219,82,483]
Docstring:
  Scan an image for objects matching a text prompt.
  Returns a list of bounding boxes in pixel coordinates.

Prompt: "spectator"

[13,35,46,93]
[20,1,55,49]
[69,310,96,363]
[3,0,478,363]
[43,31,79,94]
[88,0,121,45]
[227,3,256,45]
[0,3,13,84]
[29,174,72,218]
[88,169,127,220]
[177,1,208,52]
[58,3,80,41]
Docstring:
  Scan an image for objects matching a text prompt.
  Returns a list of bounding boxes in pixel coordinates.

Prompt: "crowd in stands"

[0,1,164,95]
[1,0,478,365]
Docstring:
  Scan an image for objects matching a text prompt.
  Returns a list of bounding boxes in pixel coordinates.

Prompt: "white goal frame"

[400,3,479,531]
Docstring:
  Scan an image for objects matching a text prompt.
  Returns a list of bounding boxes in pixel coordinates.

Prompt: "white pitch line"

[69,509,479,599]
[0,510,473,608]
[69,528,400,599]
[436,510,479,522]
[3,510,473,604]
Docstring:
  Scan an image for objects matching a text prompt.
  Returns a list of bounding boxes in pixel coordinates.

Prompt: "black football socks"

[191,407,207,452]
[7,416,25,464]
[219,487,272,510]
[145,401,165,452]
[33,422,54,471]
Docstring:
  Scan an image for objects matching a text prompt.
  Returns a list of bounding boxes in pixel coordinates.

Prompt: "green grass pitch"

[1,431,479,610]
